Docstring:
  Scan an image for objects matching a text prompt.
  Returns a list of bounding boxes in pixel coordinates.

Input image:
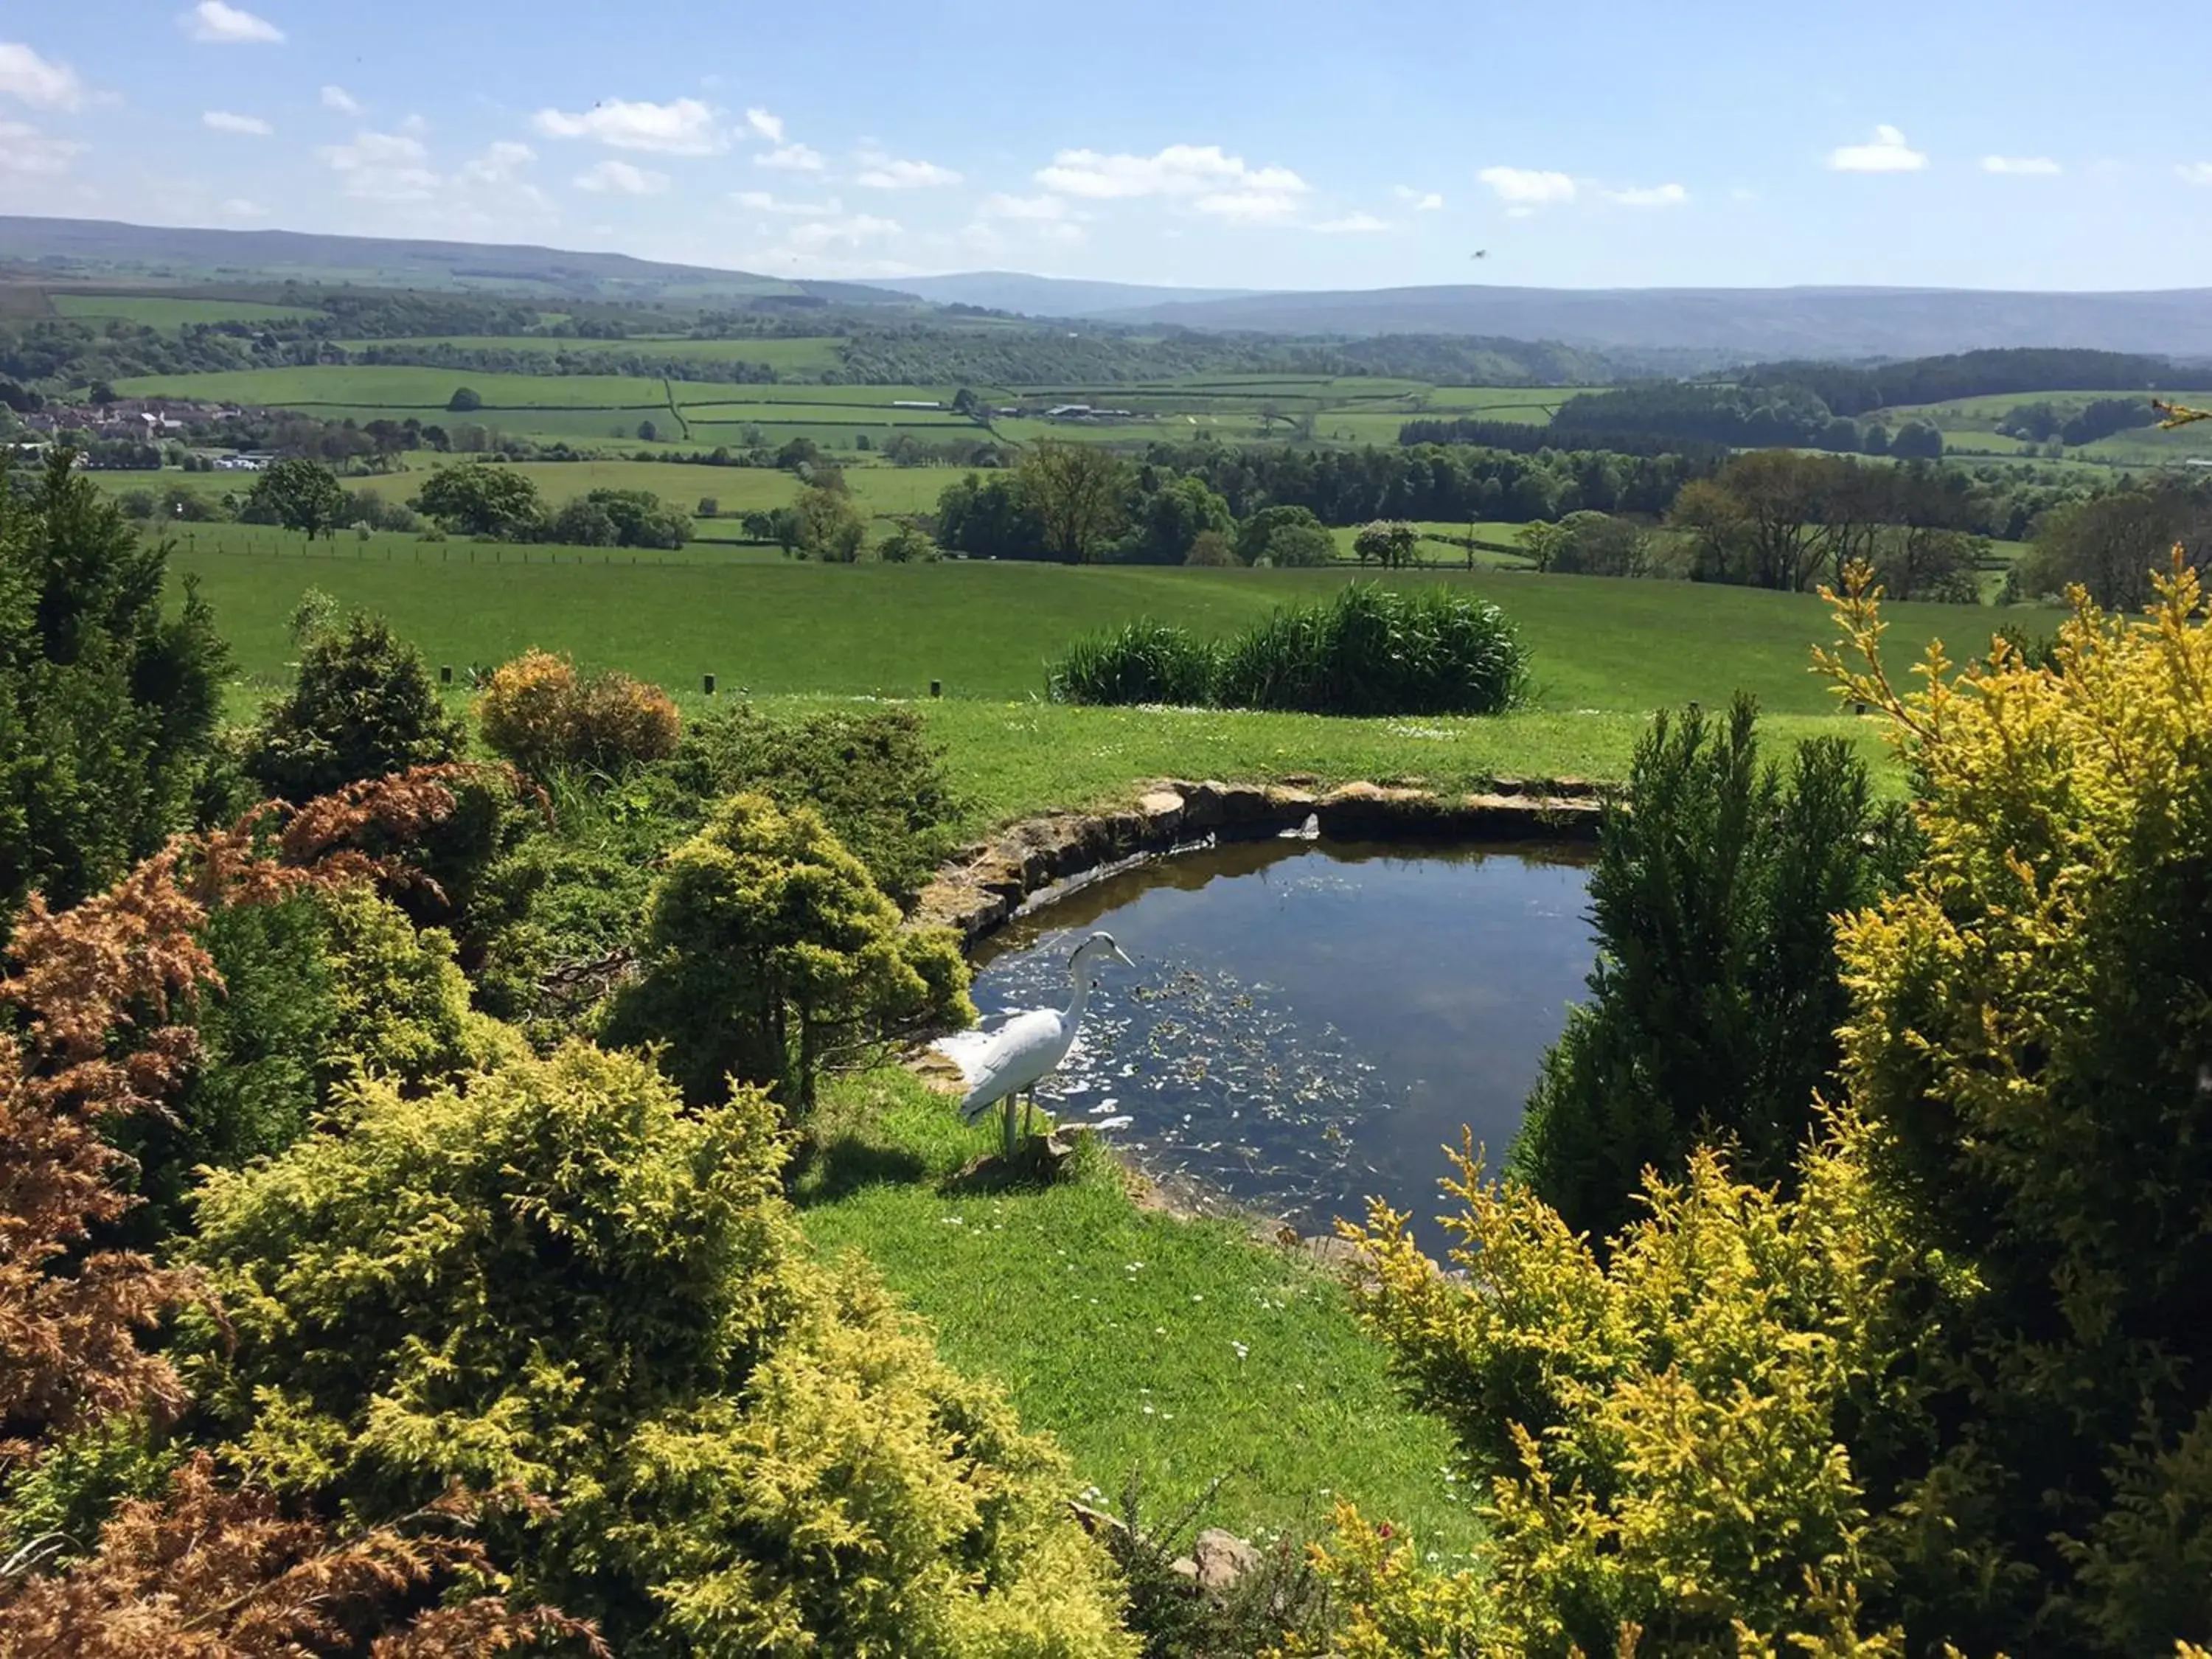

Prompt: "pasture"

[48,293,327,326]
[171,534,2038,716]
[334,334,848,372]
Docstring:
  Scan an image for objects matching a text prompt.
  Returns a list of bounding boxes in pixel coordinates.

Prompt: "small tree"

[608,793,973,1108]
[411,462,542,538]
[1185,529,1238,566]
[446,386,482,413]
[877,521,936,563]
[1352,519,1419,568]
[245,458,349,540]
[0,451,229,914]
[794,485,866,562]
[245,613,467,801]
[1511,695,1907,1246]
[1263,522,1336,567]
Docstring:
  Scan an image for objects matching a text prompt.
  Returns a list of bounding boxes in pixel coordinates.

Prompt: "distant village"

[4,397,276,469]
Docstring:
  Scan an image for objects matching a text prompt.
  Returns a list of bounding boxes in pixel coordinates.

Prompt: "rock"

[1068,1500,1131,1543]
[1315,782,1445,839]
[1182,779,1232,830]
[1215,784,1276,829]
[1138,788,1186,836]
[1169,1557,1200,1585]
[1194,1529,1262,1593]
[1265,785,1318,813]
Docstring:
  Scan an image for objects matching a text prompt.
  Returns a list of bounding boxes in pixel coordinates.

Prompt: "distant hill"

[0,215,917,305]
[883,271,1265,317]
[1088,284,2212,361]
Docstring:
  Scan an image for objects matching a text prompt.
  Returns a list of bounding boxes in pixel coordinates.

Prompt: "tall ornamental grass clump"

[1047,619,1222,707]
[1048,585,1529,717]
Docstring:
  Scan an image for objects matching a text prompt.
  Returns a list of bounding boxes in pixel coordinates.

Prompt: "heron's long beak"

[1111,946,1136,969]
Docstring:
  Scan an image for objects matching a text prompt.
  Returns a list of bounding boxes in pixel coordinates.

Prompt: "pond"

[967,834,1597,1232]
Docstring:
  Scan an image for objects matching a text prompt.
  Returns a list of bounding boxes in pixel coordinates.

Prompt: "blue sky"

[1,1,2208,291]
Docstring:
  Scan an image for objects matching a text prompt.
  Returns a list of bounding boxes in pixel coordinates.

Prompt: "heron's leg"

[1001,1093,1018,1159]
[1022,1090,1034,1143]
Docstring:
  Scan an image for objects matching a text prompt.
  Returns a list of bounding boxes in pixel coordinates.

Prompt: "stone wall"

[914,776,1603,945]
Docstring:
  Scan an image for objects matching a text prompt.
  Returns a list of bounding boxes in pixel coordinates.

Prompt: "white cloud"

[1828,124,1927,173]
[1605,181,1688,207]
[316,128,438,201]
[574,157,668,195]
[1312,212,1391,233]
[0,119,80,175]
[978,191,1071,220]
[784,212,901,252]
[854,154,961,189]
[320,83,361,115]
[0,44,85,110]
[745,107,783,142]
[219,197,268,218]
[184,1,284,44]
[1195,189,1304,222]
[202,110,272,136]
[2179,162,2212,187]
[1982,154,2061,176]
[1478,166,1578,211]
[1392,186,1444,211]
[530,96,720,155]
[1036,143,1307,204]
[755,140,824,172]
[459,140,535,185]
[734,189,843,215]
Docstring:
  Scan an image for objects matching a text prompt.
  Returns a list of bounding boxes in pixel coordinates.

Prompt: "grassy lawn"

[794,1067,1480,1551]
[170,538,2046,716]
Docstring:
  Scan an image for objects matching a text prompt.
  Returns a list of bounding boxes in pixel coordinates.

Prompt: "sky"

[2,1,2209,293]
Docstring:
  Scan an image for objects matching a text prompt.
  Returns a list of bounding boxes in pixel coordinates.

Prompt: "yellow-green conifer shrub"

[608,791,975,1108]
[1318,559,2212,1658]
[1324,1121,1928,1658]
[183,1040,1133,1659]
[1820,554,2212,1653]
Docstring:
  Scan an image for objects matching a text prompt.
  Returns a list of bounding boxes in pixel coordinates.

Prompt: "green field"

[335,335,848,372]
[1879,388,2212,467]
[172,537,2045,714]
[49,293,327,327]
[111,366,675,409]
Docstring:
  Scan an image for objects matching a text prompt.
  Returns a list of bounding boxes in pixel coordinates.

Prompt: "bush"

[243,613,467,802]
[1184,529,1238,566]
[1048,620,1221,708]
[671,702,964,905]
[1212,582,1528,717]
[1819,557,2212,1652]
[181,1041,1132,1657]
[1511,695,1909,1246]
[1261,522,1335,567]
[116,882,483,1242]
[476,649,681,776]
[1330,1119,1927,1657]
[877,521,937,563]
[0,452,229,914]
[606,793,973,1108]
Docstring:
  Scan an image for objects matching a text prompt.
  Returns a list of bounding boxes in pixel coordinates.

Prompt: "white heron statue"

[936,931,1136,1156]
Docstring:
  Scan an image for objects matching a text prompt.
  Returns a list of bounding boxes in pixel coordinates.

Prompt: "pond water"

[968,835,1596,1231]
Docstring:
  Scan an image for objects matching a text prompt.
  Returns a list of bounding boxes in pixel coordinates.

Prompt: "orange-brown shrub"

[476,652,680,775]
[0,1452,603,1657]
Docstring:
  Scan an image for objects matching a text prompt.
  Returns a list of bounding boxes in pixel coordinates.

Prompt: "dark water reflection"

[970,836,1596,1231]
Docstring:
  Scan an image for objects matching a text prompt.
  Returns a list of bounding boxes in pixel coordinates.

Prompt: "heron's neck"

[1063,969,1093,1019]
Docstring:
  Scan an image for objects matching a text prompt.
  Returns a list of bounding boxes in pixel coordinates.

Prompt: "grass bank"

[796,1067,1480,1553]
[172,540,2048,713]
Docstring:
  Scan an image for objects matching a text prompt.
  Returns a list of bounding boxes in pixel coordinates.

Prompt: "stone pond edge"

[912,774,1606,946]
